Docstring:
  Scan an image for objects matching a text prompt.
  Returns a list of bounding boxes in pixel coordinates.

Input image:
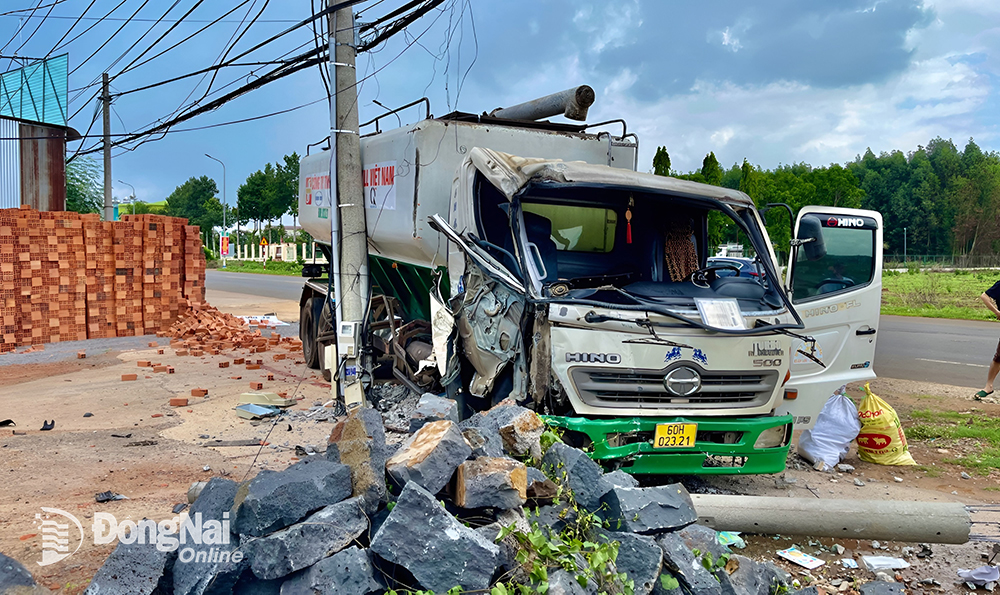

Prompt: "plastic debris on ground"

[95,491,128,503]
[862,556,911,571]
[239,314,288,326]
[235,403,281,419]
[958,566,1000,586]
[841,558,859,569]
[777,547,825,569]
[238,392,297,408]
[717,531,746,548]
[797,385,861,472]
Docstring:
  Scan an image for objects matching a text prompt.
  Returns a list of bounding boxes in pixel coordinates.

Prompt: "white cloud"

[720,27,743,52]
[573,1,643,54]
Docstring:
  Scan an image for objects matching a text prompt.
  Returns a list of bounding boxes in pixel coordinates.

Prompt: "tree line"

[654,137,999,260]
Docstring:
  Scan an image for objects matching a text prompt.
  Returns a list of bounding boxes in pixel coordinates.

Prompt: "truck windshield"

[514,188,785,317]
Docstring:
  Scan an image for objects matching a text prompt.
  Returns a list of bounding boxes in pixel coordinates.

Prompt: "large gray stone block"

[278,546,382,595]
[246,497,368,580]
[84,539,172,595]
[463,426,504,458]
[454,457,527,509]
[655,531,722,595]
[370,482,500,593]
[540,442,611,511]
[385,420,471,495]
[232,459,352,537]
[174,477,246,595]
[676,524,729,561]
[409,393,460,433]
[604,469,639,488]
[599,531,662,595]
[327,407,390,509]
[600,484,698,534]
[0,551,36,591]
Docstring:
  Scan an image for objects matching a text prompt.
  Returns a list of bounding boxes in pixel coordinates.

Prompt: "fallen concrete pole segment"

[691,494,971,544]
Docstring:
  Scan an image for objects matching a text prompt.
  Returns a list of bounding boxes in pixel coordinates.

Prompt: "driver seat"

[523,212,559,283]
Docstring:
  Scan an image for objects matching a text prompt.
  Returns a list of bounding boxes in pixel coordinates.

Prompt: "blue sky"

[1,0,998,211]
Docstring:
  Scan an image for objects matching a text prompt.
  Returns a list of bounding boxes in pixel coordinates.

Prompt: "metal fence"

[884,254,1000,269]
[0,117,18,208]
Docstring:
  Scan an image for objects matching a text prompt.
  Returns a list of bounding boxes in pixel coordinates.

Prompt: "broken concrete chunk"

[527,466,559,501]
[656,531,723,595]
[174,477,246,595]
[277,546,382,595]
[604,469,640,488]
[84,539,172,595]
[454,457,527,509]
[463,426,504,458]
[545,569,595,595]
[600,484,698,534]
[603,531,663,595]
[540,442,611,512]
[231,459,352,537]
[327,407,390,508]
[245,497,368,580]
[370,482,500,593]
[385,419,471,495]
[408,393,460,433]
[0,551,36,591]
[532,503,578,535]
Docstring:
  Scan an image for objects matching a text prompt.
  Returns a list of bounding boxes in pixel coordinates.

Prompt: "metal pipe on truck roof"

[490,85,595,122]
[691,494,971,544]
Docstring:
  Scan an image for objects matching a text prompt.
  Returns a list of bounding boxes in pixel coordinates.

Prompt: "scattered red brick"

[169,397,188,407]
[218,361,230,368]
[151,413,163,418]
[230,376,242,380]
[191,388,208,397]
[266,374,275,381]
[121,374,137,381]
[175,350,189,356]
[137,360,151,367]
[246,364,261,370]
[77,351,86,359]
[234,358,245,365]
[148,342,157,348]
[250,382,263,390]
[153,366,168,373]
[157,349,164,355]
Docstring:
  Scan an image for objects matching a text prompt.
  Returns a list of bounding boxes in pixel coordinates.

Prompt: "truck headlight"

[753,424,791,449]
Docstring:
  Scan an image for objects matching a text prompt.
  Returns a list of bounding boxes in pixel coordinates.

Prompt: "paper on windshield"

[694,298,746,330]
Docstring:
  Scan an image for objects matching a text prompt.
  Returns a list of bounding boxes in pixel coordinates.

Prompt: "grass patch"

[905,408,1000,475]
[214,260,302,276]
[914,464,943,478]
[984,486,1000,492]
[881,270,1000,321]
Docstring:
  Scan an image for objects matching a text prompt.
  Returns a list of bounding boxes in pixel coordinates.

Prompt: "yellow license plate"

[653,423,697,449]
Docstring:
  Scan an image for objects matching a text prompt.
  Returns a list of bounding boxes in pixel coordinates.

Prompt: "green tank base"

[541,414,793,476]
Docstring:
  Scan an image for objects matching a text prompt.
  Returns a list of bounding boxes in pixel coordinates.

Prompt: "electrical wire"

[1,14,299,24]
[10,0,58,59]
[0,1,70,17]
[44,0,97,58]
[69,0,154,75]
[0,0,43,71]
[50,0,129,54]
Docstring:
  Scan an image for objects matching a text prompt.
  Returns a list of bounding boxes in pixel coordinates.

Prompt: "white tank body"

[299,117,637,269]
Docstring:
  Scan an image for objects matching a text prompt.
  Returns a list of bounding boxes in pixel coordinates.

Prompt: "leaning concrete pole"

[330,4,368,409]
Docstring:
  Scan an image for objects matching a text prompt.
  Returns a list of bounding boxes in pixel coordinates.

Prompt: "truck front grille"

[570,365,778,410]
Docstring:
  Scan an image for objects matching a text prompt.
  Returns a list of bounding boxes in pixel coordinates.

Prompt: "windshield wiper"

[772,327,827,368]
[583,311,694,348]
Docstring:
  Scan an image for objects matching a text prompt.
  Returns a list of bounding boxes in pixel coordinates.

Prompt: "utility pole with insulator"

[102,73,112,221]
[328,1,368,410]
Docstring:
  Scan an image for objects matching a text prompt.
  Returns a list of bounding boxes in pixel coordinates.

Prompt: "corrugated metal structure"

[0,55,78,211]
[0,115,80,211]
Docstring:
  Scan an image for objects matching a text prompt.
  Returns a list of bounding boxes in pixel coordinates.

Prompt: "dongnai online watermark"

[36,507,242,567]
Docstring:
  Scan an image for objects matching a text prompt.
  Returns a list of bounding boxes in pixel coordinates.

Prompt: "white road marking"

[916,358,988,368]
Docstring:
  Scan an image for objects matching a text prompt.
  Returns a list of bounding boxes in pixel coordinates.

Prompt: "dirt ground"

[2,296,1000,593]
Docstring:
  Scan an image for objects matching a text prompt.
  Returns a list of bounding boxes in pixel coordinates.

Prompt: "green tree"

[652,146,671,176]
[237,170,269,232]
[701,152,723,186]
[165,175,219,232]
[65,157,102,214]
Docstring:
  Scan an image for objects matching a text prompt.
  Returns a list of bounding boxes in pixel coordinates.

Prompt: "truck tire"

[316,299,335,382]
[301,297,323,369]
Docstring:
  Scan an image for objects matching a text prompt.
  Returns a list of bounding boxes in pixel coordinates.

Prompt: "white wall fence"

[228,242,329,263]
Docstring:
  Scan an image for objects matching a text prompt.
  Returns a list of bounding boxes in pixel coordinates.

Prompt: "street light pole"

[117,180,135,215]
[205,154,227,268]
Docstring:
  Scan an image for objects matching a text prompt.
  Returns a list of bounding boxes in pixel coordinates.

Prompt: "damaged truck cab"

[298,104,883,476]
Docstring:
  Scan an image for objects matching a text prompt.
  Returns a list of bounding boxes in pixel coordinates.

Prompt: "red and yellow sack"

[856,383,916,466]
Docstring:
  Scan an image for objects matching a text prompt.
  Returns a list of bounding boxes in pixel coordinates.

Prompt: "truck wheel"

[317,299,335,382]
[301,297,323,369]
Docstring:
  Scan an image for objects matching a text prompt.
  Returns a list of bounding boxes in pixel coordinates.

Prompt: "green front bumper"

[542,414,793,476]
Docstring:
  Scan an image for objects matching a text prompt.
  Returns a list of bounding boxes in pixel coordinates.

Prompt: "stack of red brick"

[0,206,208,352]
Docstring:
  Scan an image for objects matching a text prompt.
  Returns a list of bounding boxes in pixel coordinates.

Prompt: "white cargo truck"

[297,92,882,475]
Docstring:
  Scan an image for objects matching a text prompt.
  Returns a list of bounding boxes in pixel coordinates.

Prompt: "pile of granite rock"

[47,395,792,595]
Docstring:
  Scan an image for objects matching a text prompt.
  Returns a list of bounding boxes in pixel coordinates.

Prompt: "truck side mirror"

[796,216,826,261]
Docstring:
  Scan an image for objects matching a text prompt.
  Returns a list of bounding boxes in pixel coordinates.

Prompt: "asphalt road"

[205,269,305,301]
[203,271,996,388]
[874,315,996,389]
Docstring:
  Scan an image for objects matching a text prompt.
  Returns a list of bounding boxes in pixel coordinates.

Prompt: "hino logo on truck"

[566,353,621,364]
[826,216,865,228]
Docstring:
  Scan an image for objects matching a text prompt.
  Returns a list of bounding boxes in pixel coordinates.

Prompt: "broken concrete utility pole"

[328,2,368,409]
[691,494,971,544]
[102,73,113,222]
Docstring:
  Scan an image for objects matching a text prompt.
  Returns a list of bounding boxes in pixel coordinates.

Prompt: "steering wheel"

[815,278,854,291]
[688,264,741,288]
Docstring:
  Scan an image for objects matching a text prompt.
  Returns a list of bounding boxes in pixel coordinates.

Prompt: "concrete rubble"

[54,399,795,595]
